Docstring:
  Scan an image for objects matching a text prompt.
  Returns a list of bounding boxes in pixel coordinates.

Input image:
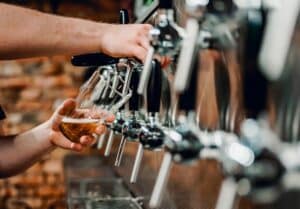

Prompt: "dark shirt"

[0,106,6,120]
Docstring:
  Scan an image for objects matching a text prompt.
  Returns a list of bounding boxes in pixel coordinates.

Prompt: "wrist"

[96,23,111,54]
[33,121,57,151]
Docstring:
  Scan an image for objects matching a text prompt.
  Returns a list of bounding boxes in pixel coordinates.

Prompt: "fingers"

[141,24,152,31]
[79,135,96,146]
[95,125,107,135]
[132,24,152,62]
[139,35,151,51]
[51,99,76,131]
[105,113,115,123]
[50,132,83,152]
[57,99,76,116]
[51,132,101,152]
[132,46,148,63]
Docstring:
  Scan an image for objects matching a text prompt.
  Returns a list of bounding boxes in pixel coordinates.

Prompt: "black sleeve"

[0,106,6,120]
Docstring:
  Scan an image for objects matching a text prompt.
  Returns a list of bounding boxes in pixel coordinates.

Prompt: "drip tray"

[69,198,143,209]
[67,178,132,198]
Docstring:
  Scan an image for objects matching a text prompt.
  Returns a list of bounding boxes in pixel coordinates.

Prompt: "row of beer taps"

[71,0,300,208]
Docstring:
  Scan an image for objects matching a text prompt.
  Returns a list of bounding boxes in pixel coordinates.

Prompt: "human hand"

[45,99,114,152]
[99,23,152,62]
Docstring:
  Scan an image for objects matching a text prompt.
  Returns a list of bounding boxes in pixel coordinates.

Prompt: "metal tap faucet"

[130,59,164,183]
[149,51,203,208]
[138,0,184,95]
[215,120,285,209]
[107,67,142,157]
[114,66,144,166]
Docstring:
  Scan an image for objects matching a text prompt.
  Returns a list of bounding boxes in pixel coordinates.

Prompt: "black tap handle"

[214,58,230,130]
[129,70,142,111]
[120,9,129,24]
[71,53,119,67]
[159,0,173,9]
[71,9,129,67]
[179,53,198,112]
[207,0,235,14]
[147,59,162,113]
[243,9,268,118]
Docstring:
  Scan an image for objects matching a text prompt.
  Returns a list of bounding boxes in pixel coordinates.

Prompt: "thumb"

[51,99,76,131]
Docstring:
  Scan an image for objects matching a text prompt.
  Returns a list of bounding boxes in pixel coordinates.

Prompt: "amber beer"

[59,117,99,143]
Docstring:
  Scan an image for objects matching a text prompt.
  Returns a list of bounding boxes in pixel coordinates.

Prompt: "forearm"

[0,3,105,59]
[0,122,55,178]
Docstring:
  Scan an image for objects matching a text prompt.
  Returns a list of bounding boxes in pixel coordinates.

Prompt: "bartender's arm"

[0,99,113,178]
[0,3,151,61]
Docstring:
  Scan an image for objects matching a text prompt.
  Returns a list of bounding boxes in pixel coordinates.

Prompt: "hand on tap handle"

[71,9,129,67]
[71,9,151,66]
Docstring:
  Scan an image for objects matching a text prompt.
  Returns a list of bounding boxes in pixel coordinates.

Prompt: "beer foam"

[61,117,99,124]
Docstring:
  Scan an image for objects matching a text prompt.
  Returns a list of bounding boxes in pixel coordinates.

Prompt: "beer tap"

[104,65,142,157]
[215,119,285,209]
[90,66,116,149]
[149,52,204,208]
[96,61,133,150]
[138,0,184,95]
[174,0,203,93]
[114,59,163,167]
[130,59,164,183]
[78,9,131,149]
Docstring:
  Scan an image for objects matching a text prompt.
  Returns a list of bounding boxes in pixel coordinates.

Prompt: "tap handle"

[109,71,120,98]
[147,59,162,113]
[71,53,119,67]
[104,130,115,157]
[149,152,173,208]
[259,0,300,81]
[178,54,198,112]
[129,69,142,111]
[115,136,127,167]
[215,178,238,209]
[243,9,268,118]
[138,47,155,94]
[174,19,199,93]
[97,131,107,150]
[120,9,129,24]
[159,0,173,9]
[90,76,107,104]
[130,144,144,183]
[207,0,235,14]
